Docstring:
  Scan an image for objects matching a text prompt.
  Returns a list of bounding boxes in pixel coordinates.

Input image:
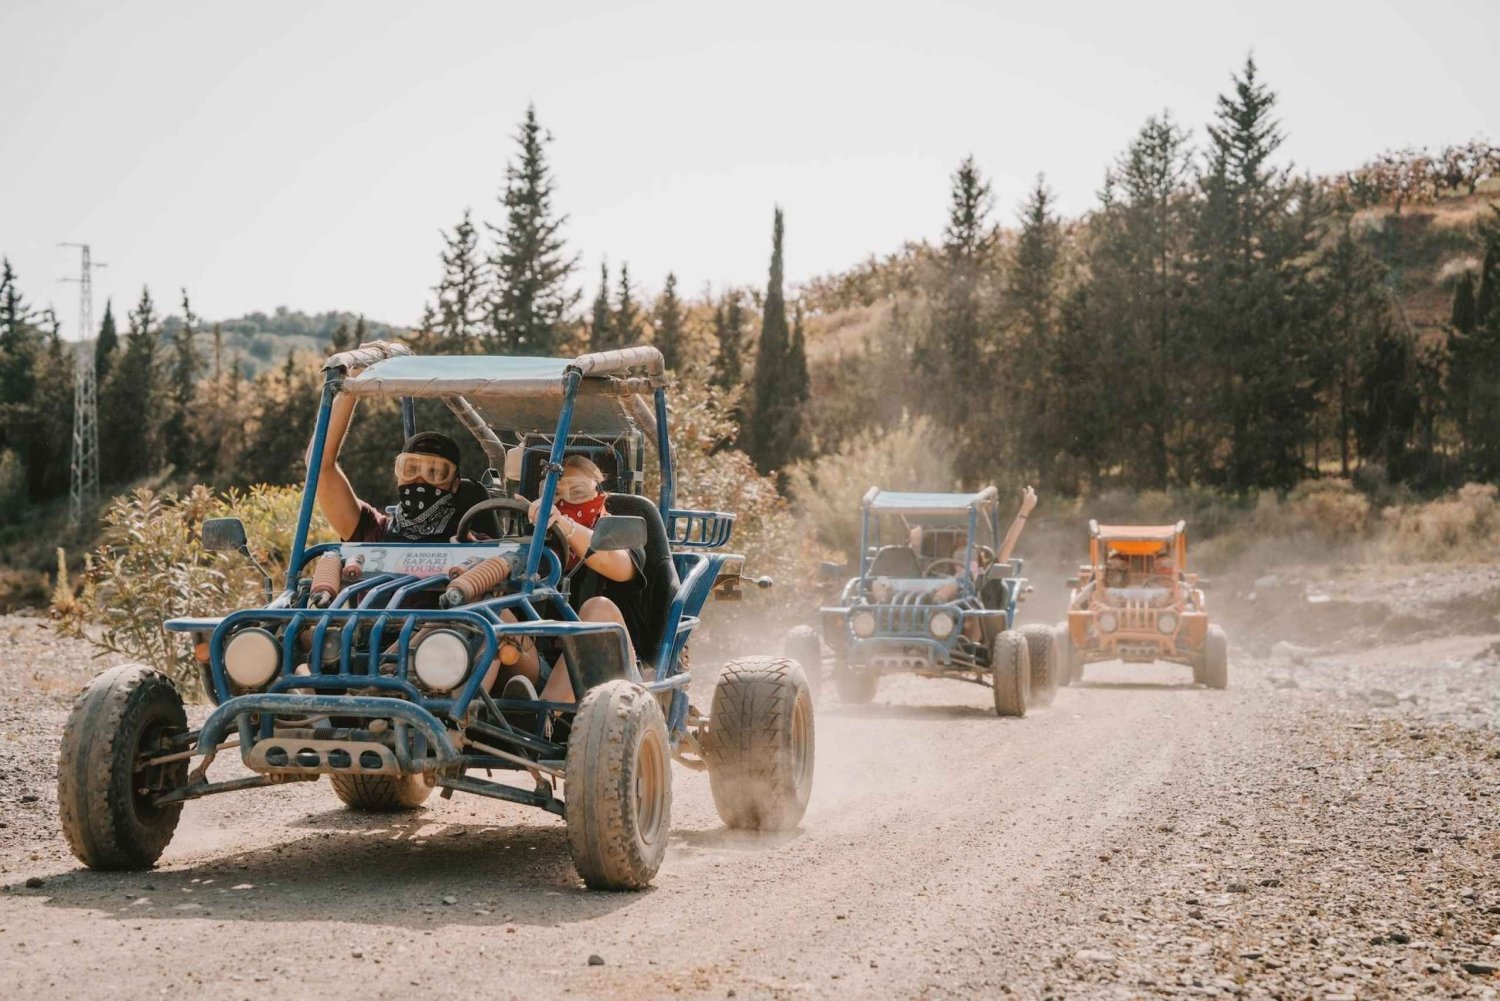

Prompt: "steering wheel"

[454,497,569,551]
[923,558,965,579]
[974,545,997,570]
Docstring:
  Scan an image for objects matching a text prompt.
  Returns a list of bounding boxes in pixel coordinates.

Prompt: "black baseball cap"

[402,431,461,472]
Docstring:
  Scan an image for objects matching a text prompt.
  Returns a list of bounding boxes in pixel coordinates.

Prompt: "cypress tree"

[488,104,580,355]
[1463,219,1500,477]
[589,261,612,350]
[1446,268,1479,449]
[1353,315,1418,474]
[654,272,684,371]
[748,208,795,475]
[99,287,162,483]
[433,208,486,351]
[1317,226,1393,475]
[95,299,118,383]
[613,263,640,347]
[162,289,200,471]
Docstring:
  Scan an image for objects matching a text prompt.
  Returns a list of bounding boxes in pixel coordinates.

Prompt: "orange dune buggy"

[1056,520,1227,688]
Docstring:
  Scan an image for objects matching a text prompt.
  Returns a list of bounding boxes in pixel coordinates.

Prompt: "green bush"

[55,484,333,683]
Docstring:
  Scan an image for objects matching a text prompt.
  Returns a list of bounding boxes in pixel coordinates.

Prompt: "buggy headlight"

[850,610,877,638]
[412,629,471,692]
[929,610,957,639]
[1157,612,1178,634]
[1097,612,1118,634]
[224,627,279,689]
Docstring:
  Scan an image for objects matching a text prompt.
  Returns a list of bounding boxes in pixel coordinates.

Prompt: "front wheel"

[58,665,188,870]
[565,681,672,890]
[782,625,823,699]
[331,773,433,811]
[1018,624,1057,706]
[1202,625,1229,690]
[991,630,1030,717]
[703,656,815,831]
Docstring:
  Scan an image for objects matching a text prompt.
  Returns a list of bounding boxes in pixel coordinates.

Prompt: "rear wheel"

[782,626,823,699]
[703,656,815,831]
[565,680,671,890]
[1018,624,1057,706]
[990,630,1030,718]
[331,773,433,811]
[58,665,188,870]
[1202,625,1229,690]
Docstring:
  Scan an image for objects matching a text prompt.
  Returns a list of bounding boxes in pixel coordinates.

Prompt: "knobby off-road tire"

[330,773,433,811]
[564,680,671,890]
[783,625,823,699]
[1202,625,1229,690]
[991,630,1030,718]
[1018,624,1058,707]
[58,665,188,870]
[702,656,815,832]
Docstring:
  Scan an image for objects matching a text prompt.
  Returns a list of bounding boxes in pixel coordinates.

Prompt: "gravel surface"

[0,574,1497,999]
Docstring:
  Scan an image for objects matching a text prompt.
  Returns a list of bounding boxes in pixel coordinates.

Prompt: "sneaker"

[499,675,548,739]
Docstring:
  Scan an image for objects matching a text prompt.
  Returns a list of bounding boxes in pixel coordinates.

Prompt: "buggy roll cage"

[857,486,1004,581]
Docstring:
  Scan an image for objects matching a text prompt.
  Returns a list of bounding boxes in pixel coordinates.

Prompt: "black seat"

[600,493,681,666]
[868,545,921,578]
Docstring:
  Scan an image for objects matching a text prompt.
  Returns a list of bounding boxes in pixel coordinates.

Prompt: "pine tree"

[99,287,162,483]
[613,263,640,347]
[787,299,811,448]
[1446,268,1479,449]
[95,299,118,383]
[1353,314,1419,474]
[1463,216,1500,477]
[748,208,801,475]
[589,261,612,350]
[488,105,580,354]
[1194,57,1318,490]
[1316,225,1394,475]
[28,320,74,498]
[928,157,998,483]
[0,258,40,459]
[711,294,744,389]
[654,272,684,371]
[432,208,486,351]
[162,289,200,472]
[1008,174,1065,483]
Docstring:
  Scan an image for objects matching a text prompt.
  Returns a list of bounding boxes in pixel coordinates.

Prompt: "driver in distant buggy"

[310,384,647,706]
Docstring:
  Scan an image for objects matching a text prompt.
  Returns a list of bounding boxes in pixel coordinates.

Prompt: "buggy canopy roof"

[862,486,999,514]
[1090,521,1186,542]
[332,344,667,434]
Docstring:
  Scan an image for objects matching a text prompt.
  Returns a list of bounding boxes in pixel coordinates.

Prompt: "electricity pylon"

[61,243,105,525]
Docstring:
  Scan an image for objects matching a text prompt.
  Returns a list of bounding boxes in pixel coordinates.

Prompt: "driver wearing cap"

[307,383,482,543]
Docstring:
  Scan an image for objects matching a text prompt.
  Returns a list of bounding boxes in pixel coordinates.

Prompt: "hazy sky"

[1,0,1494,338]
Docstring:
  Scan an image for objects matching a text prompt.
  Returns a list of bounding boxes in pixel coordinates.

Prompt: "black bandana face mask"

[386,483,459,540]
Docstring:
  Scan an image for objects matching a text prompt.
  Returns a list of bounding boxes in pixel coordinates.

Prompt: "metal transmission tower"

[61,243,105,525]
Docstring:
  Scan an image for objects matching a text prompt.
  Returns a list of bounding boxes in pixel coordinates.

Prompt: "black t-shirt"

[571,546,650,660]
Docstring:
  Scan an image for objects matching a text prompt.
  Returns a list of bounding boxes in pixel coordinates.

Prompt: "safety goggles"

[393,452,457,486]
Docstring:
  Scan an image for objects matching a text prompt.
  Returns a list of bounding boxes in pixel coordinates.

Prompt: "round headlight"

[1097,612,1118,634]
[224,627,279,689]
[413,629,471,692]
[1157,612,1178,635]
[850,610,877,638]
[929,610,957,639]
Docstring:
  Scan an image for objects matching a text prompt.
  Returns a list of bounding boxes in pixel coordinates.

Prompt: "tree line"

[3,62,1496,531]
[803,58,1500,494]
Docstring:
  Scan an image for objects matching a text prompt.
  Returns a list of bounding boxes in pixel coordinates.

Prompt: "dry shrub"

[1378,482,1500,561]
[55,484,333,682]
[784,415,955,558]
[1283,479,1373,540]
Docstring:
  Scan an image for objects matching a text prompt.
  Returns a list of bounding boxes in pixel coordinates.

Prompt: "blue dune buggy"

[786,487,1057,716]
[57,343,814,890]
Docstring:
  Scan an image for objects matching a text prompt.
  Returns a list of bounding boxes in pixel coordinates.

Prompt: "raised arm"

[995,485,1038,566]
[305,388,363,541]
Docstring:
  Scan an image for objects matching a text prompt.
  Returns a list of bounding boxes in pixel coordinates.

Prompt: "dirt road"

[2,621,1498,999]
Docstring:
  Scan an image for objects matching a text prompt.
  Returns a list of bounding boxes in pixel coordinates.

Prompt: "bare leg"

[484,609,540,693]
[537,596,643,702]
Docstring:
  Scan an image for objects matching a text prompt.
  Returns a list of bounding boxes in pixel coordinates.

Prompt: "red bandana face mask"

[558,492,606,530]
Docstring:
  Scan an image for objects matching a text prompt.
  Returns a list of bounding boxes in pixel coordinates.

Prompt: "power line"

[60,243,105,525]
